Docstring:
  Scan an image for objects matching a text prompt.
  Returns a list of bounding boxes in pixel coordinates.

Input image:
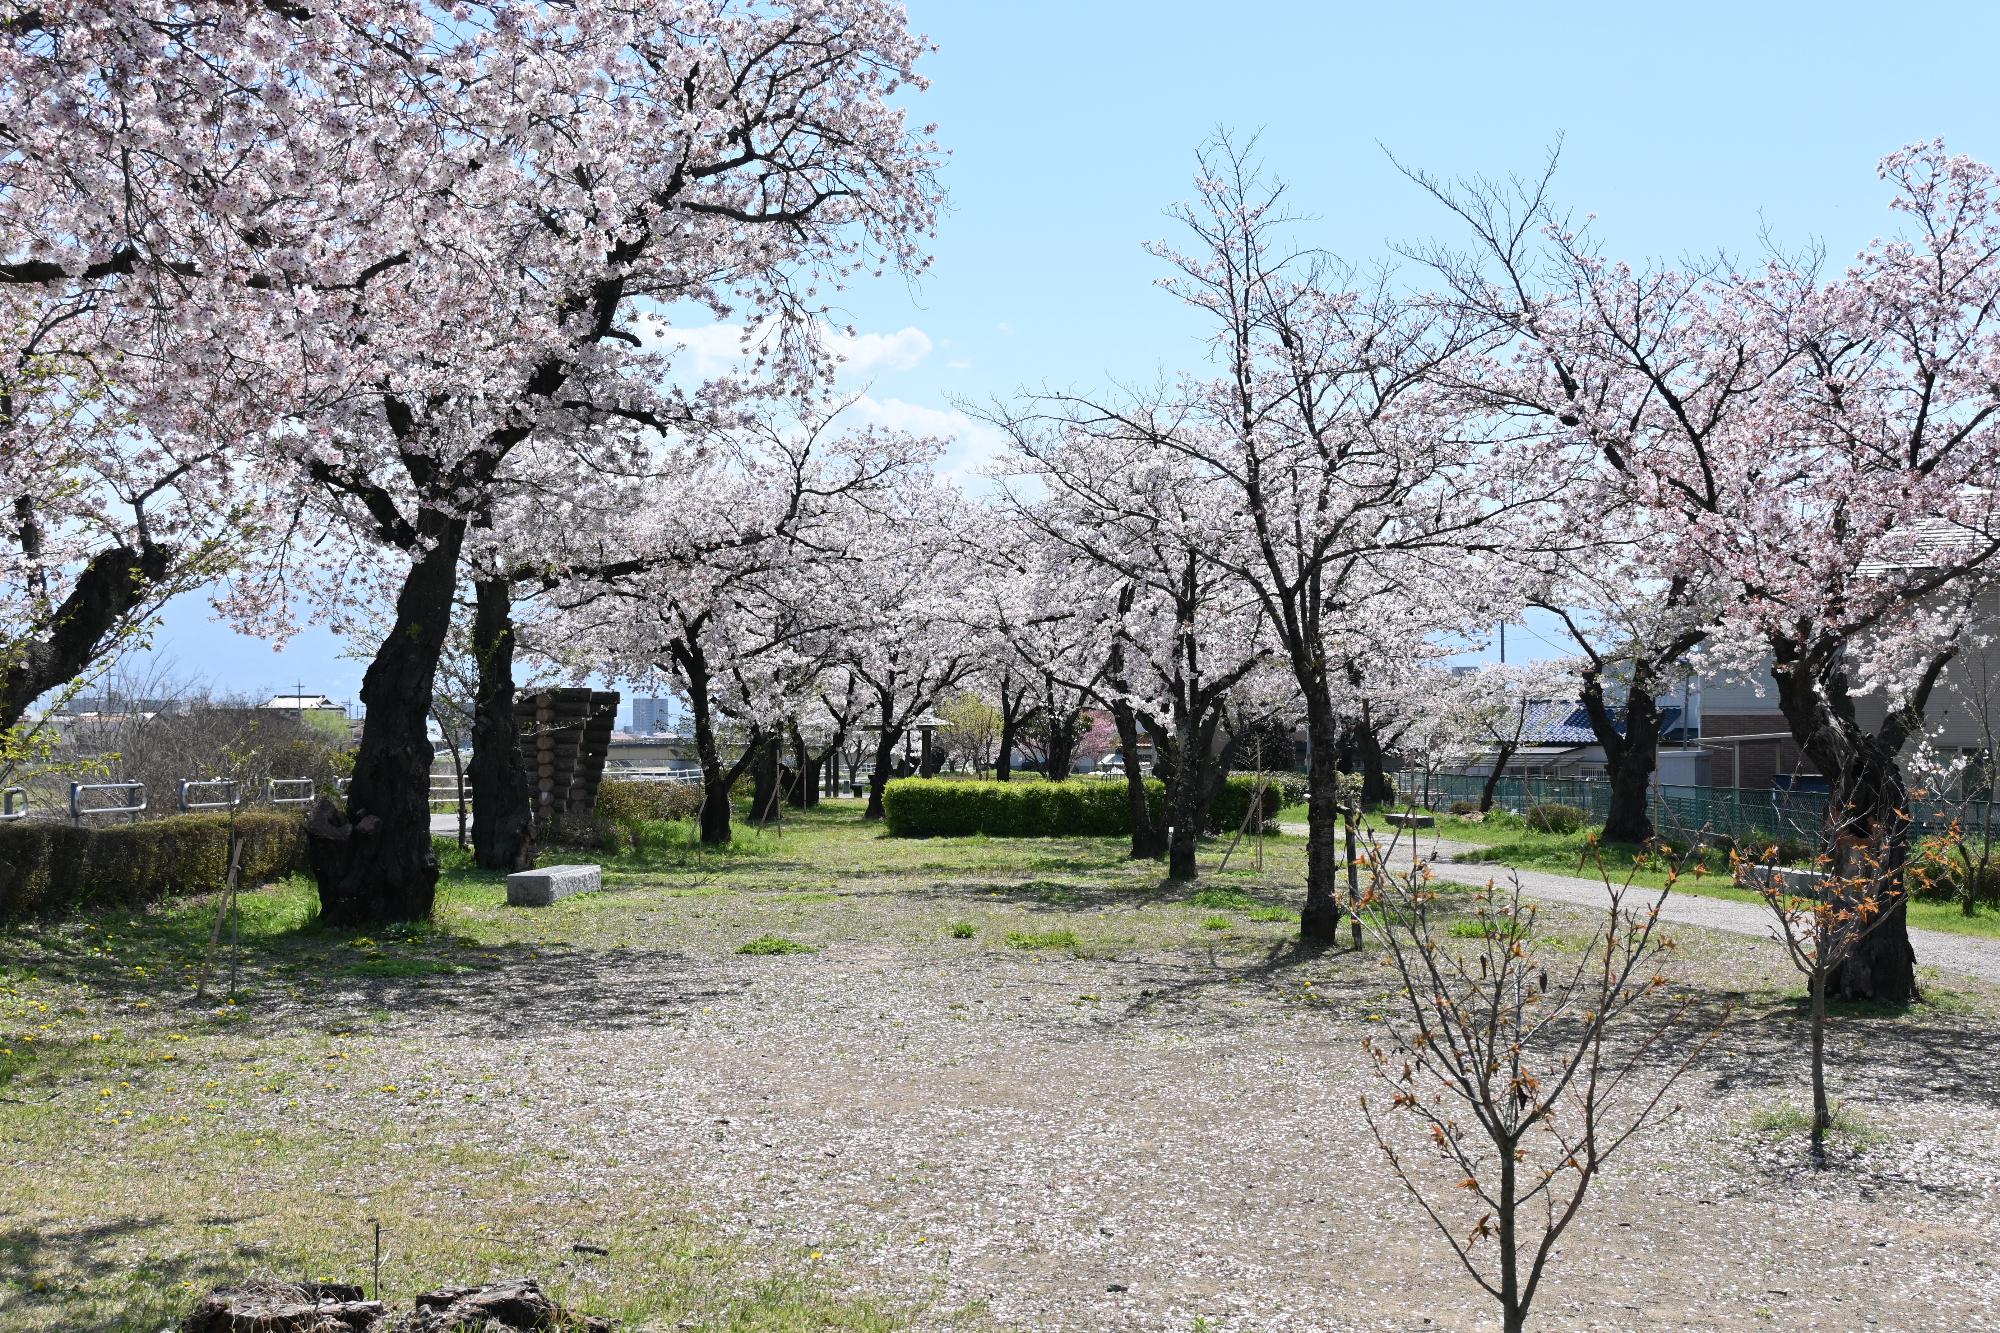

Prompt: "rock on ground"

[180,1278,608,1333]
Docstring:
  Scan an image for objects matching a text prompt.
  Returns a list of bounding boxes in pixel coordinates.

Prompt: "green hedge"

[0,812,309,922]
[882,776,1280,838]
[597,778,705,823]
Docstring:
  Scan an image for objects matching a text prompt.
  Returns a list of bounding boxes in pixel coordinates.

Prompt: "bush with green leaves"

[597,778,705,823]
[0,811,309,921]
[1523,802,1587,835]
[881,775,1279,838]
[1243,771,1309,806]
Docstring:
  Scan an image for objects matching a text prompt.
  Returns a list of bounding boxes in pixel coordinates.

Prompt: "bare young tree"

[1361,860,1714,1332]
[1743,830,1946,1165]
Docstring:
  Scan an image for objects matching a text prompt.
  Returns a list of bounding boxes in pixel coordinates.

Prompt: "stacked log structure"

[519,688,620,821]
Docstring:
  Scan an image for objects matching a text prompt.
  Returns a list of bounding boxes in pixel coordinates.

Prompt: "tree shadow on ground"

[7,906,742,1041]
[1072,934,1376,1033]
[0,1214,273,1333]
[1693,988,2000,1113]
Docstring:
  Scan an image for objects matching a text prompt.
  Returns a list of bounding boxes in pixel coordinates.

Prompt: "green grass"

[1448,917,1529,941]
[1745,1100,1881,1146]
[736,934,818,956]
[947,921,977,939]
[1359,812,2000,940]
[1199,915,1232,931]
[1003,928,1080,951]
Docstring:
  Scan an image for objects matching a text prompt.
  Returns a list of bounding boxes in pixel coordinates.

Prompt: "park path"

[1279,822,2000,985]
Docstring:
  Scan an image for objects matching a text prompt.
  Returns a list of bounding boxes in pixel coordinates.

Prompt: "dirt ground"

[4,805,1998,1331]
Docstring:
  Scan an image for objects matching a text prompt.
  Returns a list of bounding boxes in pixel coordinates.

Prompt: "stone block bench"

[505,863,603,907]
[1384,812,1435,829]
[1735,863,1828,897]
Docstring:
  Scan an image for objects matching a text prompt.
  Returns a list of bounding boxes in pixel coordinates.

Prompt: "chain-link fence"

[1418,771,1979,844]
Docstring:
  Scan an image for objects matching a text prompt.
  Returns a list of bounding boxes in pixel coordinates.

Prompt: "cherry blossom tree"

[1414,141,2000,999]
[1518,544,1719,843]
[957,536,1117,785]
[547,413,938,843]
[831,479,984,818]
[1452,660,1582,813]
[1033,135,1553,934]
[0,296,261,755]
[991,415,1280,880]
[3,3,941,925]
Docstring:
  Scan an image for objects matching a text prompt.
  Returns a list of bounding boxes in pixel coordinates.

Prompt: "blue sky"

[122,0,2000,717]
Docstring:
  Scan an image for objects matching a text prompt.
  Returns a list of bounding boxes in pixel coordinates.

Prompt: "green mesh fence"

[1417,772,1975,843]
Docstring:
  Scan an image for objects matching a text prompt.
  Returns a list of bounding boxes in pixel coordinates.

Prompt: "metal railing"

[179,779,241,811]
[0,776,339,824]
[70,781,146,820]
[268,778,315,806]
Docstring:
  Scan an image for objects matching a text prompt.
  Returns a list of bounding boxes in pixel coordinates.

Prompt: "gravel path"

[11,819,2000,1333]
[1277,823,2000,985]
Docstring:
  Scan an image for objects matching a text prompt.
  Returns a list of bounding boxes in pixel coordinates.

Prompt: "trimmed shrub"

[543,778,709,853]
[1209,777,1283,834]
[0,812,309,922]
[1523,802,1587,835]
[882,775,1279,838]
[598,778,704,823]
[1243,771,1308,806]
[1448,800,1480,817]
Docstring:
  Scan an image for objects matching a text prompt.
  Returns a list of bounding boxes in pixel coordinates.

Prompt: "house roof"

[263,694,342,710]
[1519,700,1685,745]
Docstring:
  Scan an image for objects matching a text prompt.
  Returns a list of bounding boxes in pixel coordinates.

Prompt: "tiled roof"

[1518,700,1684,745]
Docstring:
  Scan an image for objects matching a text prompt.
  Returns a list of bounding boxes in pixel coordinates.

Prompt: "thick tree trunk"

[315,519,465,926]
[1300,704,1346,944]
[678,643,741,847]
[782,728,812,809]
[1771,649,1923,1003]
[865,728,901,819]
[749,733,784,825]
[1044,706,1082,782]
[1578,668,1659,845]
[1354,705,1393,806]
[1160,715,1232,882]
[996,710,1017,782]
[468,575,534,872]
[0,536,173,734]
[1479,743,1517,814]
[1824,767,1919,1003]
[1111,700,1165,859]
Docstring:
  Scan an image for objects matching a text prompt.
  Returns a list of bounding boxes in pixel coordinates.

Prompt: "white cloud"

[827,325,932,377]
[655,322,759,378]
[851,394,1011,491]
[945,358,972,371]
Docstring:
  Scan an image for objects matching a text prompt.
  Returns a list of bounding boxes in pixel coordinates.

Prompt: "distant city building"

[631,696,675,734]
